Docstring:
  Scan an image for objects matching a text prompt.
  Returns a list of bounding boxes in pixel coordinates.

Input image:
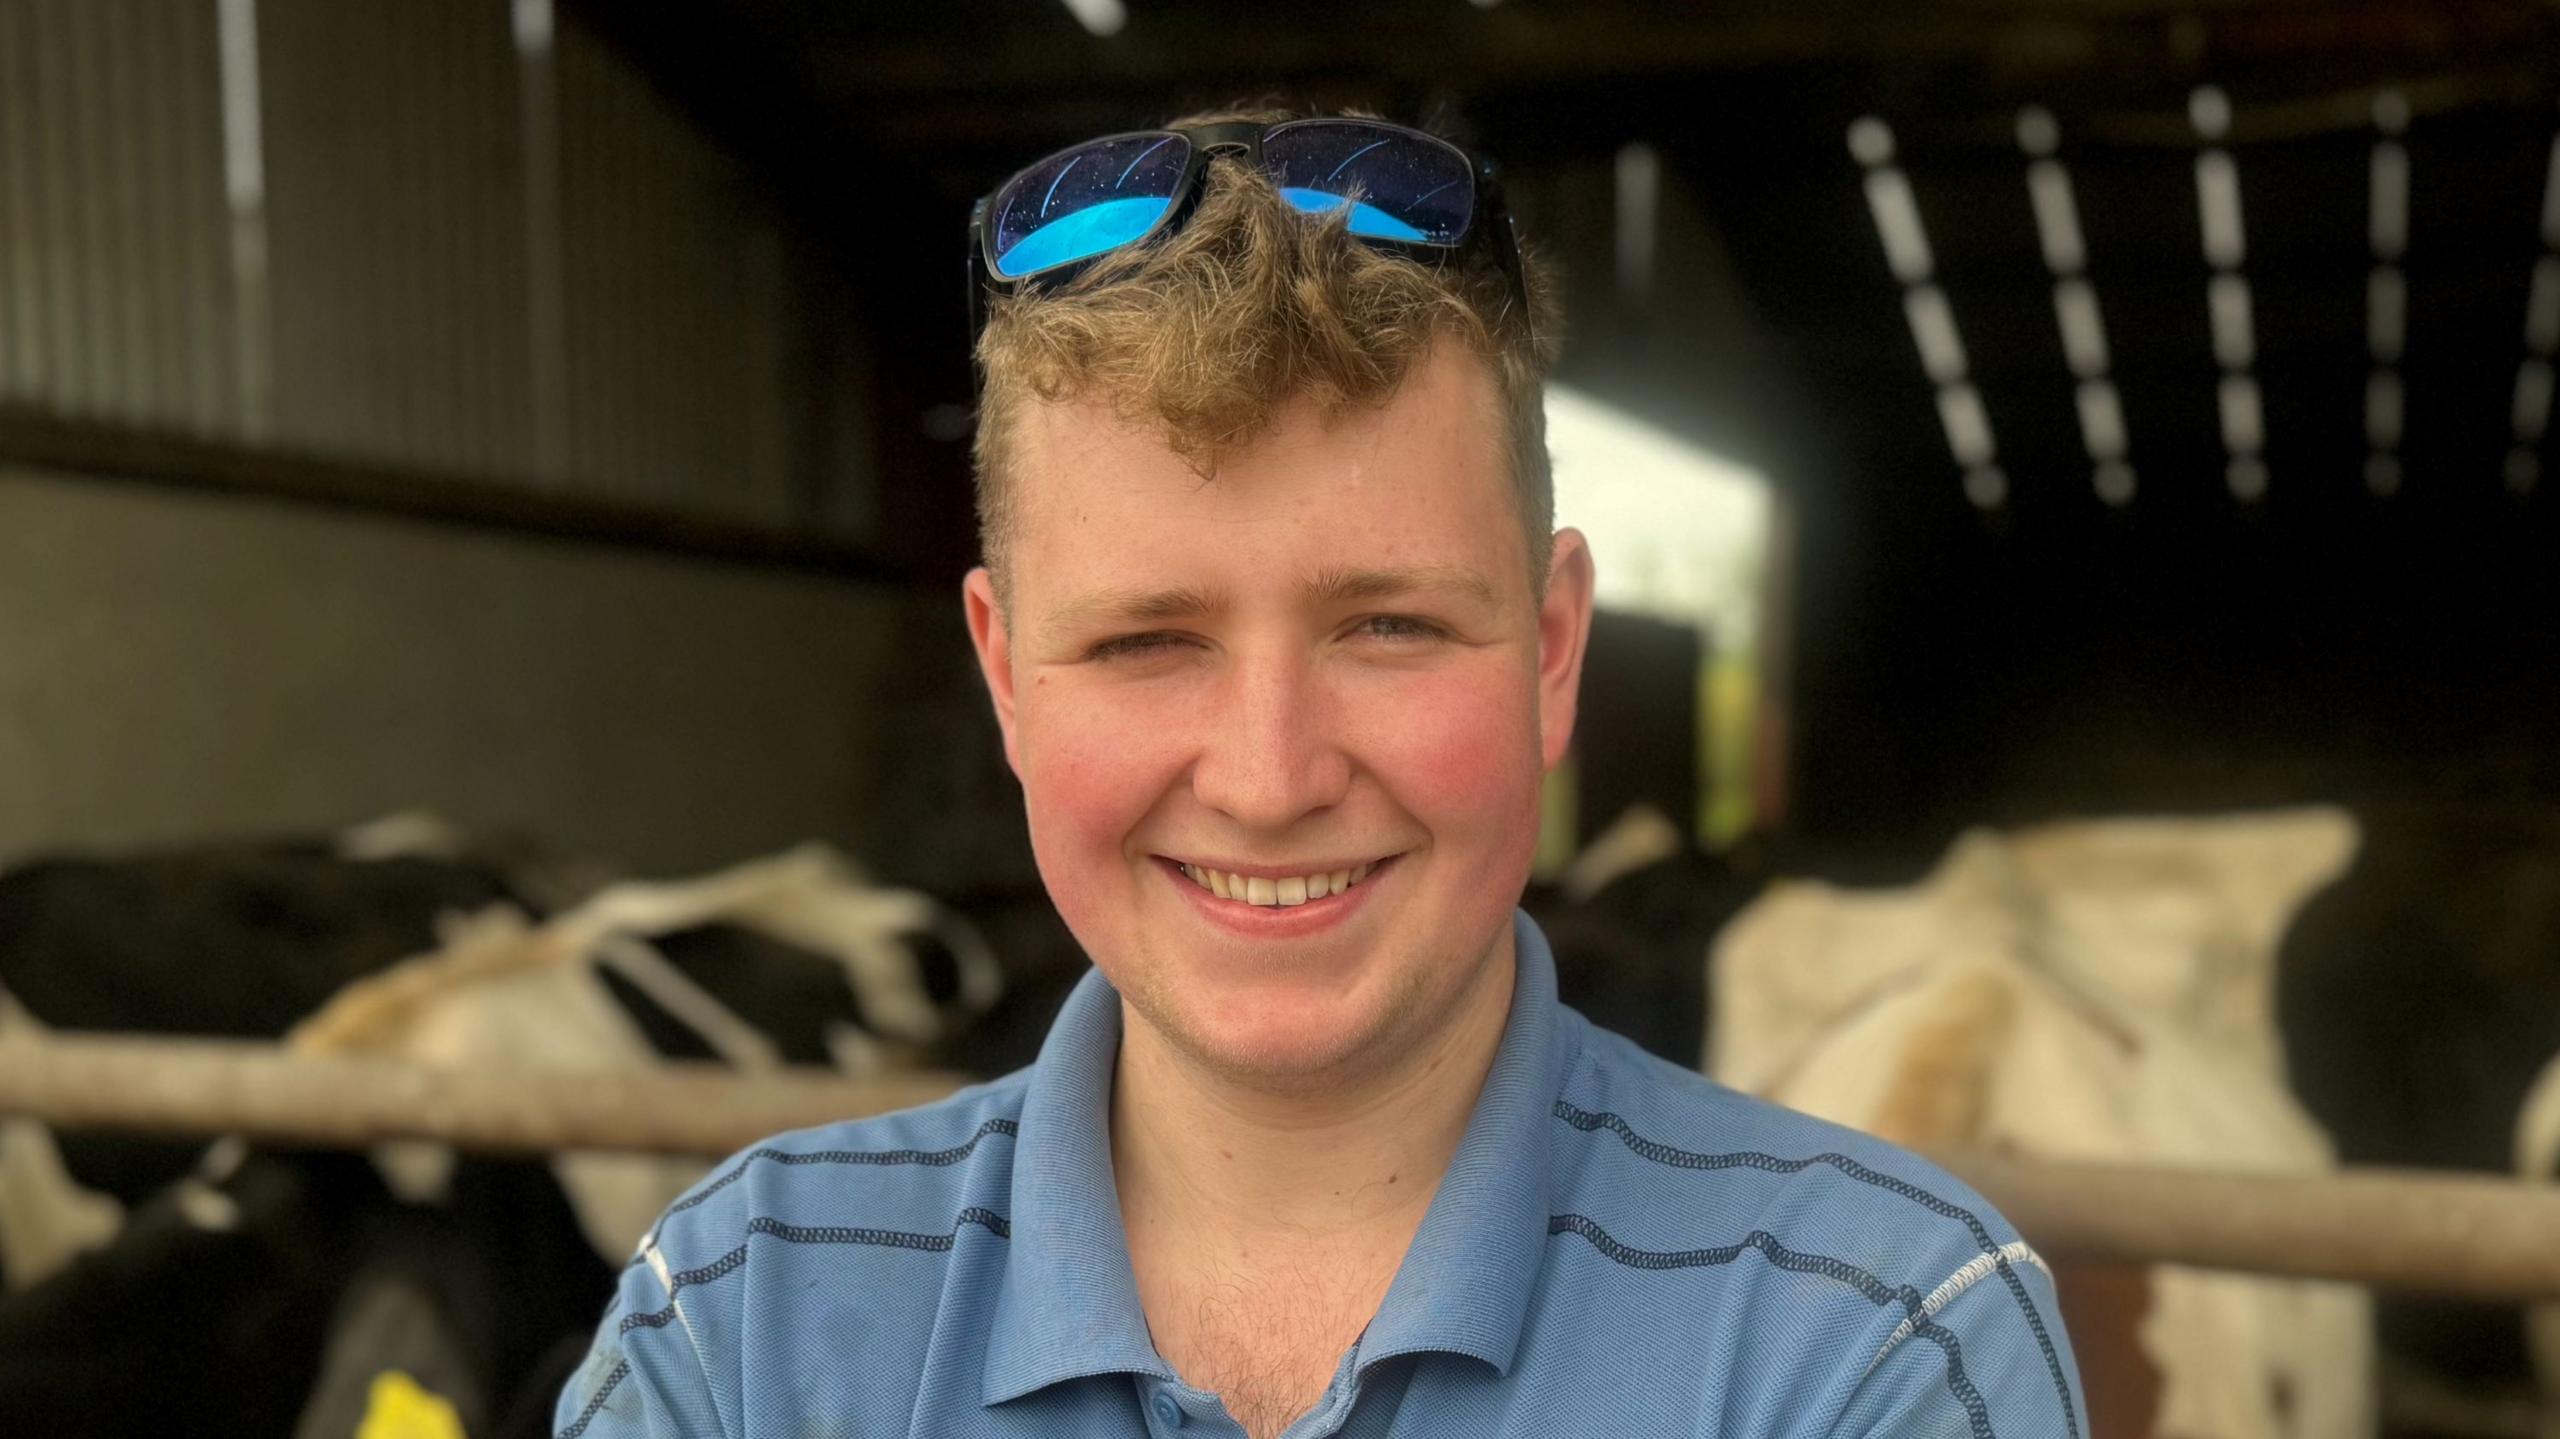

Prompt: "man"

[557,112,2084,1439]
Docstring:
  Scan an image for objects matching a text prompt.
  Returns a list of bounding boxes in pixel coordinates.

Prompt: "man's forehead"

[996,342,1528,622]
[1010,341,1506,478]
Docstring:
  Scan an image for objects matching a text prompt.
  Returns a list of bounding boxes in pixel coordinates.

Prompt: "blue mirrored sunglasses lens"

[991,133,1190,279]
[1277,187,1428,242]
[1262,123,1473,246]
[997,196,1174,277]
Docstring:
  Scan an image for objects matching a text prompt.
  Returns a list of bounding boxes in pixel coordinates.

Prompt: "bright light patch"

[2366,370,2405,449]
[2026,161,2085,274]
[2219,374,2264,454]
[1545,384,1773,848]
[216,0,270,437]
[2209,274,2255,370]
[2054,279,2108,377]
[2370,142,2410,259]
[216,0,265,210]
[2094,460,2137,507]
[1059,0,1127,37]
[512,0,553,56]
[1546,384,1771,643]
[2197,151,2246,268]
[1847,117,1896,169]
[2369,267,2407,361]
[2075,379,2128,461]
[1936,383,1996,468]
[2529,258,2560,355]
[1862,169,1934,283]
[2514,359,2553,441]
[2190,86,2233,141]
[2016,106,2060,158]
[1903,286,1968,384]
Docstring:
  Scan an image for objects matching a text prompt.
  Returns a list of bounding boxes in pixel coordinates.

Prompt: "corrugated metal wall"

[258,0,533,478]
[0,0,236,432]
[554,13,795,522]
[0,0,836,532]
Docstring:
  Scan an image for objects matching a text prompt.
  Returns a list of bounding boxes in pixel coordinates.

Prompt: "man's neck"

[1109,935,1517,1255]
[1107,935,1518,1439]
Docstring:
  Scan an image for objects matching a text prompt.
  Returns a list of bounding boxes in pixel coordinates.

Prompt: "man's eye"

[1088,632,1188,660]
[1356,614,1450,643]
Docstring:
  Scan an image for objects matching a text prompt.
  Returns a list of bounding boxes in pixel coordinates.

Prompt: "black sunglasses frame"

[965,118,1533,347]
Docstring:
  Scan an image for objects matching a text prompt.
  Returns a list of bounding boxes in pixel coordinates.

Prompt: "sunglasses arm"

[965,197,992,361]
[1477,168,1537,352]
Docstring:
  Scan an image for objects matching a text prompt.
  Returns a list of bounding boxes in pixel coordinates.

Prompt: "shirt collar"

[1351,910,1571,1378]
[981,910,1575,1406]
[981,961,1170,1405]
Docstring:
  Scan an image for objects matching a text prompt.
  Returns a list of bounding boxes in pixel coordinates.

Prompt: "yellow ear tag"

[354,1371,467,1439]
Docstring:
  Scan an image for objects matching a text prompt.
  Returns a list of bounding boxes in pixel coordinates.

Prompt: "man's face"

[964,343,1594,1087]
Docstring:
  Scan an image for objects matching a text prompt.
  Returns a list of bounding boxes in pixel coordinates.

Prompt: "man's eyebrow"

[1037,583,1230,645]
[1302,564,1499,608]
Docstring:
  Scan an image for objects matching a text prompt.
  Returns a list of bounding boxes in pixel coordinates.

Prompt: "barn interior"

[3,1,2559,1435]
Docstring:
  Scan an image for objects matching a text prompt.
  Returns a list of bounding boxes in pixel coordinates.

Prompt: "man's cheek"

[1020,741,1154,952]
[1368,672,1543,829]
[1022,711,1173,855]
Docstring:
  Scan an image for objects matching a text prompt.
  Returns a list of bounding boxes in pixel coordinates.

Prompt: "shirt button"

[1152,1392,1185,1428]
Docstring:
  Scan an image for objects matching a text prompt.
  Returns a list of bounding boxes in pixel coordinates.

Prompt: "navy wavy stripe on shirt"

[556,911,2086,1439]
[1554,1100,2081,1439]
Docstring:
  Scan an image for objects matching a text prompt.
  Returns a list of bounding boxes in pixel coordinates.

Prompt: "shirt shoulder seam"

[1863,1239,2051,1376]
[634,1236,734,1439]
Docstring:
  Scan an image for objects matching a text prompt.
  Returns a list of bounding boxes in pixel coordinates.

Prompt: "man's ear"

[1536,528,1597,772]
[962,566,1024,774]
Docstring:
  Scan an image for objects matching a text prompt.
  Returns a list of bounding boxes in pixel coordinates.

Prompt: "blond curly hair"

[972,111,1560,602]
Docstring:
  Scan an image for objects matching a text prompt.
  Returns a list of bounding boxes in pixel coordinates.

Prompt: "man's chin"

[1141,991,1402,1092]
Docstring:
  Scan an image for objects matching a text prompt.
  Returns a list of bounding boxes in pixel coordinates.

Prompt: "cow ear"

[962,567,1024,774]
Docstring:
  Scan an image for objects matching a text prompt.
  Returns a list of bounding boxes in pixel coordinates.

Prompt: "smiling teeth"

[1181,861,1375,906]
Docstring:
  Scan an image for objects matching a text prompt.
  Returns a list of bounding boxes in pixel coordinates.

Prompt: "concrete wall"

[0,466,913,876]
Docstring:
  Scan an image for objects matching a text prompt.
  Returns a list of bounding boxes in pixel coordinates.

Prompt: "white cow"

[1711,808,2369,1439]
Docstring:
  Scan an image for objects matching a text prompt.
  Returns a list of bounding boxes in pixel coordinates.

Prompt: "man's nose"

[1188,645,1352,830]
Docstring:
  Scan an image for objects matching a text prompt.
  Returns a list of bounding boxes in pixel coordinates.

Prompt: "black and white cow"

[0,824,1008,1437]
[2277,802,2560,1431]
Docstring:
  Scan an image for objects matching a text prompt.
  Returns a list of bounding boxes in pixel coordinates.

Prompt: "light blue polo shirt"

[557,912,2085,1438]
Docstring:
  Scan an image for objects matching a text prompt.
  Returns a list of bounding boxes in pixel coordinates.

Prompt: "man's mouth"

[1173,859,1385,908]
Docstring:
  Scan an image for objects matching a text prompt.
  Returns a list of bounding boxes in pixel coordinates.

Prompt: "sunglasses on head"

[966,117,1531,341]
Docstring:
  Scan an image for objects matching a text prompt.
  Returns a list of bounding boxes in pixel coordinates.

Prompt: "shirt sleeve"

[1827,1250,2088,1439]
[551,1256,729,1439]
